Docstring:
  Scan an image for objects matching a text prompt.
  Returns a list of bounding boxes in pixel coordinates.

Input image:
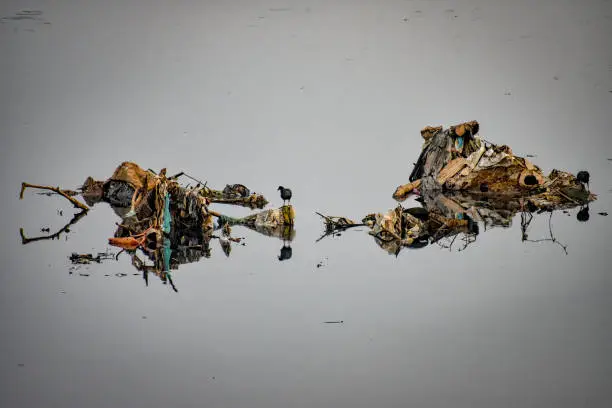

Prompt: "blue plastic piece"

[455,136,464,150]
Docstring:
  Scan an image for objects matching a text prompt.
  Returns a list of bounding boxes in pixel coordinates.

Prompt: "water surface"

[1,1,611,407]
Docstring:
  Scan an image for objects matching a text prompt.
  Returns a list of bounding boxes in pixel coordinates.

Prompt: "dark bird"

[277,186,292,205]
[576,170,590,191]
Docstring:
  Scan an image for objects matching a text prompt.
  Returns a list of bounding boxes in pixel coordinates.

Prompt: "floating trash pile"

[20,162,295,290]
[318,121,596,255]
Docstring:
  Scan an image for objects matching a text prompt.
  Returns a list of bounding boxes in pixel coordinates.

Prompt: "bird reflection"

[577,205,590,222]
[278,242,292,261]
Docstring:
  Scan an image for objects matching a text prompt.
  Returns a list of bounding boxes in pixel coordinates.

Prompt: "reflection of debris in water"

[0,10,50,27]
[318,189,588,255]
[521,210,568,255]
[69,251,116,264]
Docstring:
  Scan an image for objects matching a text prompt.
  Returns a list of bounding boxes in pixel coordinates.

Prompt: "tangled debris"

[20,162,295,290]
[393,121,595,204]
[318,121,596,255]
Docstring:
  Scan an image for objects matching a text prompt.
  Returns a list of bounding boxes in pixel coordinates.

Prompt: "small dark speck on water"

[324,320,344,324]
[142,316,147,319]
[553,76,559,80]
[17,364,25,367]
[79,273,90,277]
[526,154,537,158]
[598,212,608,216]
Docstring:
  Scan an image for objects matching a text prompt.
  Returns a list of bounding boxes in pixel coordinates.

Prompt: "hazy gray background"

[1,1,611,407]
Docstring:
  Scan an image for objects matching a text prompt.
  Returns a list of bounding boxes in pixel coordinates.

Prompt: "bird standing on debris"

[278,186,292,205]
[577,171,590,191]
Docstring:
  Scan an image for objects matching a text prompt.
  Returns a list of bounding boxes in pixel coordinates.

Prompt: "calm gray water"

[1,1,612,407]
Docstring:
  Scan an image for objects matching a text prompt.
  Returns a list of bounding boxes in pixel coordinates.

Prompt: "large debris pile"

[393,121,594,209]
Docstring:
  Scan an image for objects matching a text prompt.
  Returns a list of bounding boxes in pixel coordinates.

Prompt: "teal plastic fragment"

[162,192,171,233]
[162,238,171,272]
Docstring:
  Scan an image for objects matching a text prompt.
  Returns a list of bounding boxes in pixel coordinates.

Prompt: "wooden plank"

[437,158,467,184]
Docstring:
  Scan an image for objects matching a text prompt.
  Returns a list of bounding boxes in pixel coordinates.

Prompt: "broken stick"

[20,182,89,211]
